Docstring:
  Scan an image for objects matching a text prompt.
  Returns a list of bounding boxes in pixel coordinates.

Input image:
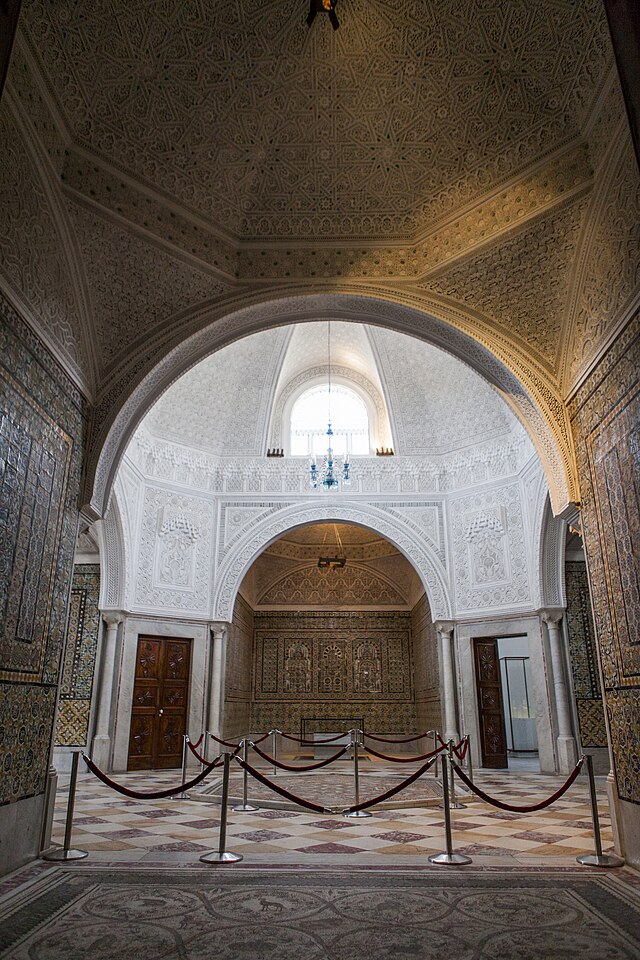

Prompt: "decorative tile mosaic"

[252,610,417,734]
[569,311,640,804]
[0,295,85,805]
[55,564,101,747]
[565,560,607,747]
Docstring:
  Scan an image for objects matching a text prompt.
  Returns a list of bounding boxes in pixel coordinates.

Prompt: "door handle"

[159,708,164,715]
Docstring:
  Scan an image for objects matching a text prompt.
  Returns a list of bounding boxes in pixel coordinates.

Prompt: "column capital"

[101,610,123,628]
[209,621,228,641]
[434,620,455,637]
[539,607,565,627]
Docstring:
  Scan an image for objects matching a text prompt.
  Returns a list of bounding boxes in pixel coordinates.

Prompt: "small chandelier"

[309,322,351,491]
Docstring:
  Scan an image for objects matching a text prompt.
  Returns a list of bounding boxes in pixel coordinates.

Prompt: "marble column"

[436,620,459,742]
[208,624,228,740]
[541,609,578,773]
[91,612,123,769]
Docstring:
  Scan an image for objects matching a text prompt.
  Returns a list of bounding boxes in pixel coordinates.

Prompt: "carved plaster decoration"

[20,0,610,241]
[0,97,90,386]
[256,562,409,608]
[134,486,213,611]
[420,195,590,371]
[85,298,577,524]
[450,483,531,611]
[210,500,451,622]
[565,131,640,391]
[99,480,126,611]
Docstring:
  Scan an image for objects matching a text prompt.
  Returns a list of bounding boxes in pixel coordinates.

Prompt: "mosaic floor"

[1,865,639,959]
[45,760,617,865]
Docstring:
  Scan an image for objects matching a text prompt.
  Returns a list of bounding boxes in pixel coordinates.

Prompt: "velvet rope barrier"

[234,756,328,813]
[278,731,348,745]
[451,757,585,813]
[82,752,226,800]
[346,755,438,813]
[363,731,434,744]
[186,736,209,765]
[363,743,446,763]
[250,741,348,771]
[451,737,469,761]
[192,733,204,749]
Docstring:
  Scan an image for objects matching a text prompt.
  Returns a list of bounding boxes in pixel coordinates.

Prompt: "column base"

[556,736,578,773]
[91,735,112,770]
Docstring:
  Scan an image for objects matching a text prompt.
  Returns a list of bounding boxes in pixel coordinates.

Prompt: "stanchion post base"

[576,853,624,868]
[199,850,243,864]
[343,809,373,818]
[42,848,88,862]
[232,803,259,812]
[428,852,472,866]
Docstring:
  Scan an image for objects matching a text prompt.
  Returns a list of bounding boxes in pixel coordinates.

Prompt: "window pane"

[291,384,370,454]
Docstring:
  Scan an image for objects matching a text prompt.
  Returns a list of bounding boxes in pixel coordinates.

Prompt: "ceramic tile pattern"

[569,312,640,804]
[55,564,101,747]
[565,560,607,748]
[0,295,86,805]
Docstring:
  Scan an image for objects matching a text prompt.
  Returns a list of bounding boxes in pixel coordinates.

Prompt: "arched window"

[290,384,370,456]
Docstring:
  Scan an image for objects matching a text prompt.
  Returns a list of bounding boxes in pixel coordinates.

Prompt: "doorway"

[127,635,191,770]
[473,638,508,768]
[498,635,538,767]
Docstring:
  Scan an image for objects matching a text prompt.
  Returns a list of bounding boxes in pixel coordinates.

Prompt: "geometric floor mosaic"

[1,865,639,959]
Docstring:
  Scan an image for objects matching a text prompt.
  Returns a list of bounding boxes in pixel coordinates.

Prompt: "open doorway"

[498,636,539,771]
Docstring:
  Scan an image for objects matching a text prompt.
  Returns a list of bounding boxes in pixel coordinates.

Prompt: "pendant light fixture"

[309,321,351,490]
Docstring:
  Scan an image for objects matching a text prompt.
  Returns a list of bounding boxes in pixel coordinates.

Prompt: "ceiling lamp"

[309,322,351,491]
[307,0,340,30]
[318,524,347,568]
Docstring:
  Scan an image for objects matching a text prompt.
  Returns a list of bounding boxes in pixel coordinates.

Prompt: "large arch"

[211,501,452,622]
[84,292,578,520]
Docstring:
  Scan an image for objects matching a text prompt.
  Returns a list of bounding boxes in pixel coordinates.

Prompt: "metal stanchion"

[344,729,372,818]
[576,755,623,868]
[271,728,280,776]
[465,734,474,783]
[232,739,259,812]
[433,730,439,776]
[200,752,242,864]
[429,754,472,866]
[448,740,464,809]
[202,731,209,771]
[179,735,189,799]
[43,751,88,862]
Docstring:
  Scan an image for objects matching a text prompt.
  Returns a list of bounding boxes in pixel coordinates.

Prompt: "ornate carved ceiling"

[21,0,610,243]
[0,0,638,517]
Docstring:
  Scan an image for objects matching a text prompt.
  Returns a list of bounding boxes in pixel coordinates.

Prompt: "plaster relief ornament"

[157,513,200,588]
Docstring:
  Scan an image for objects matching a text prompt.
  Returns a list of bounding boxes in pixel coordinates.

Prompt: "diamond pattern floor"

[49,759,616,867]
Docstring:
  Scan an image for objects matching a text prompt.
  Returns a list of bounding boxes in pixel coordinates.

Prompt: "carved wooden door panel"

[128,636,191,770]
[474,638,507,769]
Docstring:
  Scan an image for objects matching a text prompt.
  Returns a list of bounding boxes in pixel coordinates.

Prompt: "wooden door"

[473,638,508,769]
[128,636,191,770]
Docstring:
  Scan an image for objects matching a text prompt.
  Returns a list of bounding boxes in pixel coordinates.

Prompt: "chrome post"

[465,735,474,783]
[576,755,623,868]
[433,730,439,776]
[200,752,242,863]
[429,754,472,866]
[232,739,258,812]
[271,728,279,777]
[448,739,464,809]
[344,728,372,818]
[43,751,88,861]
[179,734,189,799]
[202,731,209,771]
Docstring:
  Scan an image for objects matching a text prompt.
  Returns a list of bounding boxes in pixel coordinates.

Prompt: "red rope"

[451,737,469,761]
[186,737,208,765]
[82,752,224,800]
[363,743,445,763]
[250,741,348,771]
[235,757,328,813]
[278,731,348,745]
[363,731,435,744]
[347,756,438,812]
[192,733,204,749]
[208,732,242,748]
[452,758,585,813]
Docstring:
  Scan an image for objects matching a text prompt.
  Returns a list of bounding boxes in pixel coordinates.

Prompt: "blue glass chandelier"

[309,322,351,491]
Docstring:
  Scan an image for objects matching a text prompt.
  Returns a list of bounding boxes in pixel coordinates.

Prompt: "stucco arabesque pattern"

[86,293,574,520]
[211,502,453,623]
[20,0,610,240]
